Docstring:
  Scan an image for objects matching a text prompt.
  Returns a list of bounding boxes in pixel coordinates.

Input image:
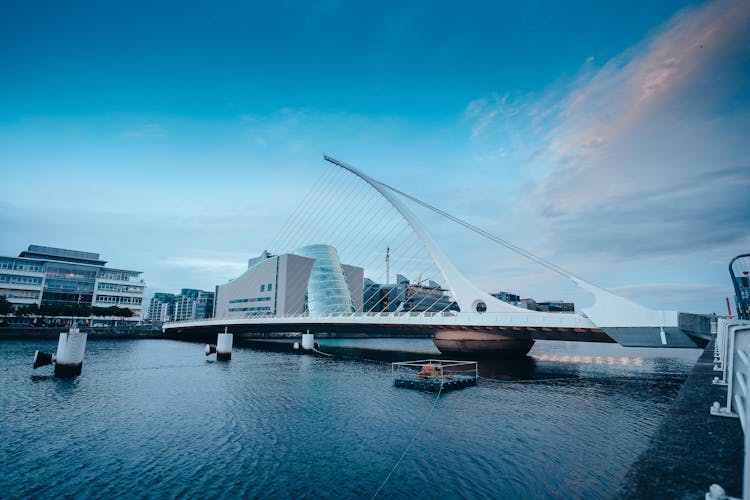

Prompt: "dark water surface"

[1,339,700,499]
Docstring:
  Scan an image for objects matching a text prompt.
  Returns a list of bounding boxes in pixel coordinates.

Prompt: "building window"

[260,284,265,292]
[267,283,272,291]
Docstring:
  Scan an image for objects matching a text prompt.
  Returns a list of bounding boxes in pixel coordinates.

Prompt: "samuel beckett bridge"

[163,156,712,355]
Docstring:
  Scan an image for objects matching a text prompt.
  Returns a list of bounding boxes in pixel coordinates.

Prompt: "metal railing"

[391,359,478,386]
[710,318,750,499]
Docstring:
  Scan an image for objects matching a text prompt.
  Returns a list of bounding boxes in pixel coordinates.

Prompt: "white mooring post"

[55,325,88,378]
[301,329,314,351]
[216,327,233,361]
[33,325,88,378]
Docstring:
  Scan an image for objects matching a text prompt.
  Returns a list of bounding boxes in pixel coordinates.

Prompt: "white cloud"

[458,0,750,313]
[160,257,247,275]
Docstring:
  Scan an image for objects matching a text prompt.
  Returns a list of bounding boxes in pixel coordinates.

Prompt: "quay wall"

[618,339,743,498]
[0,326,164,340]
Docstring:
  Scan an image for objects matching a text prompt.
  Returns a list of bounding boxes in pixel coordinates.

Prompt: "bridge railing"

[710,318,750,499]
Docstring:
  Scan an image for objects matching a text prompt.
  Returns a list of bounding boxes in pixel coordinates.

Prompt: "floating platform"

[392,359,478,392]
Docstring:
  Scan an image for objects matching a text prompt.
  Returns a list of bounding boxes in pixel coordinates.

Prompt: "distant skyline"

[2,0,749,314]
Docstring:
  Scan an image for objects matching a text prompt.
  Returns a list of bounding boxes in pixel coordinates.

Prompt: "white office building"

[0,245,145,320]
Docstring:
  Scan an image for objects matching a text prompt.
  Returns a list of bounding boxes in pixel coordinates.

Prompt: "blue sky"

[1,0,748,314]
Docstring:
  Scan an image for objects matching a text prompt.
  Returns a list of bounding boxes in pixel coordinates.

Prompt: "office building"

[148,289,215,322]
[364,274,456,313]
[174,288,215,321]
[491,291,521,305]
[147,293,176,322]
[520,298,575,312]
[215,244,363,319]
[0,245,145,319]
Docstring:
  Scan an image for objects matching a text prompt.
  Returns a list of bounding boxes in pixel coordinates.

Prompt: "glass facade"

[0,246,144,319]
[0,258,44,272]
[295,244,355,315]
[43,262,98,305]
[0,274,43,286]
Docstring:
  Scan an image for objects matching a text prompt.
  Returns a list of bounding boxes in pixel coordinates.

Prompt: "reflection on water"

[534,354,643,365]
[0,338,700,499]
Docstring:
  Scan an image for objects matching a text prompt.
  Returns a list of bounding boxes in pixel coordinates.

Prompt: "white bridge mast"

[324,155,526,314]
[324,155,676,333]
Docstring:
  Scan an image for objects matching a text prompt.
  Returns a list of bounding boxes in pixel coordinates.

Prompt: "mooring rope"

[371,385,443,499]
[311,347,334,357]
[477,374,573,384]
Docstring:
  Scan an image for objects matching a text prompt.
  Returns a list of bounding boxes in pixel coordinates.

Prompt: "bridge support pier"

[434,331,534,357]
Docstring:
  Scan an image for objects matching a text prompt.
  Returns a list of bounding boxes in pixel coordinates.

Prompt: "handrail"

[729,253,750,321]
[710,318,750,499]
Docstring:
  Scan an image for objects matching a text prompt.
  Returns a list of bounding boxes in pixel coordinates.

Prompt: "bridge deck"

[163,314,614,344]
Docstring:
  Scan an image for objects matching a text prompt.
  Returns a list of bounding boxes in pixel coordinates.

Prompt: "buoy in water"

[205,344,217,356]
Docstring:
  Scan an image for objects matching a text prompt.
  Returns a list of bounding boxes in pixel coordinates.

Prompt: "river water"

[0,338,700,499]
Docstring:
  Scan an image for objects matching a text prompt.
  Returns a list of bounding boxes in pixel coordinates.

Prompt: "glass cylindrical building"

[294,244,355,315]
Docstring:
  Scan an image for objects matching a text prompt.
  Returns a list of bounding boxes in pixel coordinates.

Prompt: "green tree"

[91,305,133,318]
[17,304,39,317]
[0,296,12,315]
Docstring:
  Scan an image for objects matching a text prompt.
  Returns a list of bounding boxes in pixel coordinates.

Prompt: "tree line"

[0,296,133,318]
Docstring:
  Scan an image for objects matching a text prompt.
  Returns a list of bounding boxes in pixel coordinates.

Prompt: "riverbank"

[618,339,743,498]
[0,326,164,340]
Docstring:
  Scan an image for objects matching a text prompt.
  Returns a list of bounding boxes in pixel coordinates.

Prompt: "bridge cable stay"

[263,162,454,317]
[266,166,354,259]
[375,177,587,286]
[323,155,517,315]
[371,173,681,325]
[277,170,429,316]
[322,155,676,327]
[341,180,454,315]
[265,168,391,315]
[265,166,338,254]
[260,166,355,315]
[280,170,367,316]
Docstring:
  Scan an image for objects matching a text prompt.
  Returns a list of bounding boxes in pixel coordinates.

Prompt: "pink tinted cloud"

[548,0,750,173]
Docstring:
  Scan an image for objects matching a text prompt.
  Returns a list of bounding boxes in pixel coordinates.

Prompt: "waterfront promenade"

[619,339,743,498]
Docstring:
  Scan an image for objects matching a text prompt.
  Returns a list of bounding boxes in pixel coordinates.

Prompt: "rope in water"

[477,375,573,384]
[311,347,334,357]
[371,384,443,499]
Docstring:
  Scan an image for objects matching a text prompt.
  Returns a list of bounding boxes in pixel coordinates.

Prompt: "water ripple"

[0,339,699,499]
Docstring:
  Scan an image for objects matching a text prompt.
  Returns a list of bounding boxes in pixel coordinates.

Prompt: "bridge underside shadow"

[164,319,616,356]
